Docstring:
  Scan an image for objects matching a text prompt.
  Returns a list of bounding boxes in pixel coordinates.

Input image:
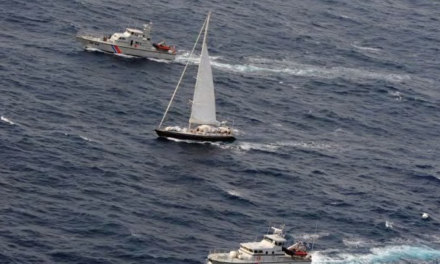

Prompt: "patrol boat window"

[240,246,253,253]
[264,237,273,243]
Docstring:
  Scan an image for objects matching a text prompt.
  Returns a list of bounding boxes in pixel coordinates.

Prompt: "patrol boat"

[76,22,176,60]
[207,225,312,264]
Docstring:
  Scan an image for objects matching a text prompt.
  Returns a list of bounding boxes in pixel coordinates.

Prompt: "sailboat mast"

[188,11,211,130]
[203,11,211,50]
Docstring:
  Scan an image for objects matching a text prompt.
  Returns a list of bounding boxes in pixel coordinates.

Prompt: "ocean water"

[1,0,440,263]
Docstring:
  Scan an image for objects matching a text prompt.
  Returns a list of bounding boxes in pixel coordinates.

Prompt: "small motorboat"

[153,42,174,52]
[207,224,312,264]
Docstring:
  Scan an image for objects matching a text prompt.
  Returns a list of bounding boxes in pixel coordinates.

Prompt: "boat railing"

[208,248,232,255]
[76,31,107,40]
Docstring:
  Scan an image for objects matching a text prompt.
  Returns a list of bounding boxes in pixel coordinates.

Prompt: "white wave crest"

[1,116,15,125]
[389,91,403,101]
[129,229,142,238]
[226,189,242,197]
[352,44,382,53]
[385,221,394,229]
[80,135,93,142]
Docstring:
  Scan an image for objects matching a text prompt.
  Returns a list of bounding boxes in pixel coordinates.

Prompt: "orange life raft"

[153,43,172,51]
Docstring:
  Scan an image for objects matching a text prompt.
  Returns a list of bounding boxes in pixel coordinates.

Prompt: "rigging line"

[157,13,209,129]
[203,11,211,45]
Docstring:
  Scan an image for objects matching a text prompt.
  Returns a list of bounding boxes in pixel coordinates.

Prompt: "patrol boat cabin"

[238,231,287,258]
[104,27,151,49]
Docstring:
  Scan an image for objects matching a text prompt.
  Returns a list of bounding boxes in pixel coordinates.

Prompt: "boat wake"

[231,57,410,82]
[1,116,15,125]
[236,142,279,153]
[158,136,344,154]
[175,52,410,82]
[175,51,221,65]
[147,57,173,64]
[84,47,105,53]
[216,140,345,153]
[313,245,440,264]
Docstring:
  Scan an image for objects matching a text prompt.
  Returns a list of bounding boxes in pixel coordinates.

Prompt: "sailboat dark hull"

[155,129,236,142]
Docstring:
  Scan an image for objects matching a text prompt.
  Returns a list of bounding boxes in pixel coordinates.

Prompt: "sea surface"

[1,0,440,263]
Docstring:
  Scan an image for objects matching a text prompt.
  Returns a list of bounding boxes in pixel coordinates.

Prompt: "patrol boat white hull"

[76,36,175,59]
[76,22,176,60]
[207,253,312,264]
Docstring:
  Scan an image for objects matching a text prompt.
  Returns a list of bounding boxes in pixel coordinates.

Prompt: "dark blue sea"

[1,0,440,263]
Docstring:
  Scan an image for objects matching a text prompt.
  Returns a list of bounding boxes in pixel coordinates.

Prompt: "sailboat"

[155,12,235,142]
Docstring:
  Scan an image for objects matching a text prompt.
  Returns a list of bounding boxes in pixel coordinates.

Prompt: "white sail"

[189,17,220,126]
